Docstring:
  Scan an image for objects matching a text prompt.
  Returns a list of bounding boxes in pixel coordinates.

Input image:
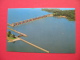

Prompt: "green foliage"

[42,8,61,13]
[7,31,16,38]
[9,36,16,39]
[8,31,11,37]
[12,34,16,38]
[42,8,75,21]
[54,10,75,21]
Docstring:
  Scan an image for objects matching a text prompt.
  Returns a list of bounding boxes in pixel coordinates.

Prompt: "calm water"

[7,8,75,53]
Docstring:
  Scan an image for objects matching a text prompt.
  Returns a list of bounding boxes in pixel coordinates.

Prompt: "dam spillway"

[8,14,53,27]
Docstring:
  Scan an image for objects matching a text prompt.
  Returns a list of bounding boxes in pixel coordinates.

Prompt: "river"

[7,8,75,53]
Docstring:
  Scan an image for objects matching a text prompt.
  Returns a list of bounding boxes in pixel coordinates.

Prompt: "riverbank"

[7,36,16,42]
[42,8,75,21]
[53,15,67,18]
[7,36,21,42]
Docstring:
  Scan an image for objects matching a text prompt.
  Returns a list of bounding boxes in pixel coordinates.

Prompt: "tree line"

[7,31,16,38]
[42,8,75,21]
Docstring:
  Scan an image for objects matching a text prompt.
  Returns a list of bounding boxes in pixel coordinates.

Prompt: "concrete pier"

[20,38,49,53]
[7,36,49,53]
[11,37,50,53]
[8,27,27,37]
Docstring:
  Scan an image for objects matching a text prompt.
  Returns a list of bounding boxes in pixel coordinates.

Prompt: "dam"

[8,14,53,27]
[7,8,75,53]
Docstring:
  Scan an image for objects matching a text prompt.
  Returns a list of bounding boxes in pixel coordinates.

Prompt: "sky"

[8,8,75,11]
[28,8,75,10]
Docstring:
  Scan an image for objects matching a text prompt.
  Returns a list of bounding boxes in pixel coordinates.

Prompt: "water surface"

[7,8,75,53]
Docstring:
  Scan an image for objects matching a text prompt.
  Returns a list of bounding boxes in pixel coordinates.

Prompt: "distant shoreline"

[53,15,67,18]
